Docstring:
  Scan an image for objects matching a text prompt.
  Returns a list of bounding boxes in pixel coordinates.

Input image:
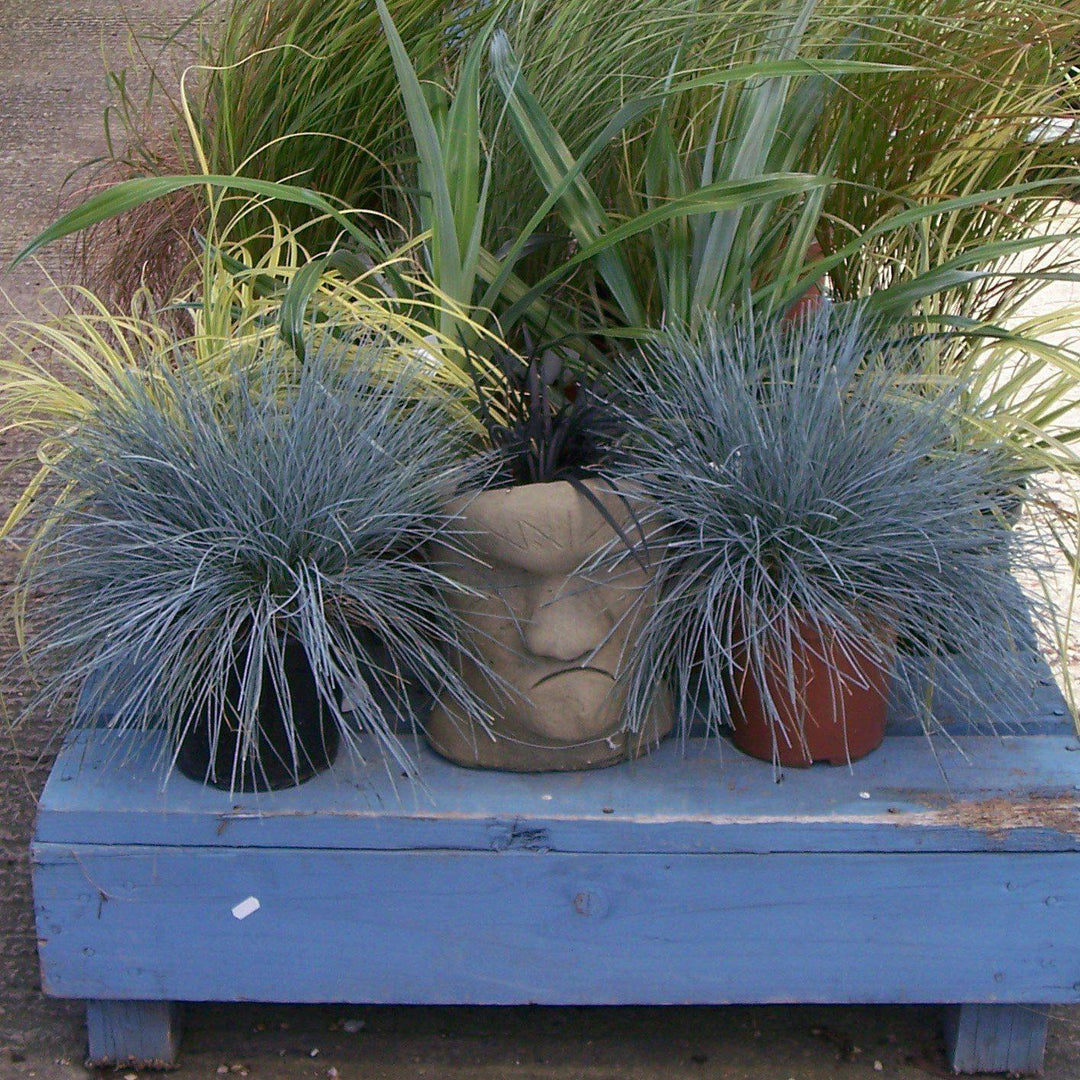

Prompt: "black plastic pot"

[174,636,339,791]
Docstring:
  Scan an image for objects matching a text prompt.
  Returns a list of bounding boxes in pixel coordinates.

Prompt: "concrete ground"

[1,1,1078,1077]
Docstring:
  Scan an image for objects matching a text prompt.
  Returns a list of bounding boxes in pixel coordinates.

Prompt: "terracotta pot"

[782,241,825,322]
[728,615,895,767]
[426,480,672,771]
[175,636,339,790]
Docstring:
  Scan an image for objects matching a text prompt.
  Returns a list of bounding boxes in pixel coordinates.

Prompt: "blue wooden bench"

[31,661,1080,1072]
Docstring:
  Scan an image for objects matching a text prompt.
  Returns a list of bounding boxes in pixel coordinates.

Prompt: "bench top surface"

[36,656,1080,855]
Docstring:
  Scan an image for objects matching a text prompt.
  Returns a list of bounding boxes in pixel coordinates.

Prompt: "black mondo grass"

[464,338,651,568]
[615,305,1052,755]
[15,331,492,791]
[467,338,626,488]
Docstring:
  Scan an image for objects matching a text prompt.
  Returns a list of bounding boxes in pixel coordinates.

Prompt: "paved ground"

[1,1,1078,1077]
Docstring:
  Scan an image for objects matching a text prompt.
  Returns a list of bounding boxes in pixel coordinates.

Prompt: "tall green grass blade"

[922,315,1080,379]
[667,59,919,97]
[646,110,691,320]
[501,174,826,330]
[473,249,600,362]
[445,24,485,267]
[691,0,816,314]
[279,249,400,362]
[375,0,464,315]
[799,178,1080,299]
[646,41,693,323]
[862,232,1080,318]
[478,95,658,314]
[13,174,386,268]
[490,30,646,326]
[279,255,334,361]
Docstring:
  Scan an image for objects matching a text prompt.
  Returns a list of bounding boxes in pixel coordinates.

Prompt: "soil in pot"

[174,636,339,790]
[426,480,673,771]
[728,616,895,767]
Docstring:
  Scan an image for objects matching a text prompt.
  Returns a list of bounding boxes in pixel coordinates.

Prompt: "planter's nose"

[521,580,612,662]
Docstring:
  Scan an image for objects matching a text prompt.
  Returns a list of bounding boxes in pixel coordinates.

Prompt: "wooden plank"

[34,844,1080,1005]
[85,1000,181,1068]
[35,730,1080,855]
[943,1003,1050,1074]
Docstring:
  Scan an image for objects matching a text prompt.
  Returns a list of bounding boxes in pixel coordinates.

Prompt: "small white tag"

[232,896,261,920]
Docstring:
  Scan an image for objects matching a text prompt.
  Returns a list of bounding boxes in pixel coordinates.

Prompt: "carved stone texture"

[427,480,672,771]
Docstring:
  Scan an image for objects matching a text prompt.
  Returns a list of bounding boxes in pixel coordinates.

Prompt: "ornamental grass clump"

[0,203,496,546]
[616,305,1050,763]
[14,330,490,790]
[82,0,1076,325]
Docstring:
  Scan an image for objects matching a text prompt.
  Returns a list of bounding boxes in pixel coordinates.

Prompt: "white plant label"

[232,896,261,920]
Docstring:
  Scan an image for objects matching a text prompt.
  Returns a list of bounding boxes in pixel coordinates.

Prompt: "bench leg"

[86,1000,181,1068]
[943,1004,1049,1075]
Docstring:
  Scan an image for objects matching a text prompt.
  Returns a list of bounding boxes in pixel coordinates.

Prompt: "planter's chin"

[426,479,673,772]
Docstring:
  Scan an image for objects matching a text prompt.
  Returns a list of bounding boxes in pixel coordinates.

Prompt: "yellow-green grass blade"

[865,232,1080,317]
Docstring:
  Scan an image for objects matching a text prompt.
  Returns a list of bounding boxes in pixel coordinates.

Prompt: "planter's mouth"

[531,665,615,690]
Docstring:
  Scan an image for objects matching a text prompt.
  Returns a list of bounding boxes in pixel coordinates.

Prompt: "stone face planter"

[728,616,895,767]
[426,480,672,771]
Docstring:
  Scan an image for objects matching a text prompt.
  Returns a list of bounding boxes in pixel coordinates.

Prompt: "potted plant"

[616,305,1046,767]
[15,329,490,791]
[424,343,673,771]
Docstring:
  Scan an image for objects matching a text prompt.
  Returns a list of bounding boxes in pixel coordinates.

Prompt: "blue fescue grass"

[14,329,493,788]
[613,304,1053,755]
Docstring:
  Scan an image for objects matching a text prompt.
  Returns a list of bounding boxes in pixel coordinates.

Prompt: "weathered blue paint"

[31,655,1080,1073]
[36,730,1080,854]
[943,1004,1050,1074]
[85,1000,181,1067]
[34,844,1080,1005]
